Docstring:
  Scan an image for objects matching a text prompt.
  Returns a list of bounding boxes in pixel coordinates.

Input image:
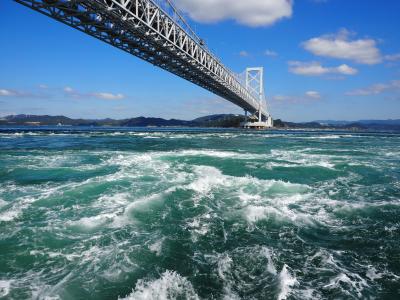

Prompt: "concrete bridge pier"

[242,113,273,129]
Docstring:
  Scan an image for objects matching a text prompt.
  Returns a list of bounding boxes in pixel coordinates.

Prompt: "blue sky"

[1,0,400,122]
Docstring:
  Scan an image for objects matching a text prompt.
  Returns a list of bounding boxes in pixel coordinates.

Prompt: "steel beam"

[15,0,268,117]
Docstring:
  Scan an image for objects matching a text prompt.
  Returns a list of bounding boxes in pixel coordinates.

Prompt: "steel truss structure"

[15,0,268,117]
[246,67,269,121]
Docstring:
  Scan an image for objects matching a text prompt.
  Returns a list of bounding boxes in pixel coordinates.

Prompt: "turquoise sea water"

[0,127,399,299]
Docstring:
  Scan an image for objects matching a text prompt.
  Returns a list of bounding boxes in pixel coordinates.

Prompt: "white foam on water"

[29,269,74,300]
[237,190,262,203]
[182,165,319,229]
[384,151,400,157]
[216,254,241,300]
[148,238,164,256]
[162,132,248,140]
[186,213,212,241]
[97,192,131,207]
[0,198,7,208]
[323,273,365,297]
[119,270,199,300]
[244,205,280,224]
[308,249,369,297]
[180,149,238,158]
[68,212,118,231]
[0,178,112,225]
[84,192,132,228]
[278,265,298,300]
[23,236,141,292]
[217,254,232,281]
[210,246,284,299]
[107,152,154,167]
[1,132,24,137]
[260,247,277,275]
[384,224,398,234]
[188,165,309,198]
[29,151,188,230]
[366,266,384,281]
[73,242,139,283]
[0,280,12,297]
[0,208,20,222]
[0,195,39,222]
[48,251,64,259]
[222,287,241,300]
[5,152,82,170]
[177,149,264,160]
[299,135,342,140]
[101,151,190,185]
[119,187,178,227]
[298,288,319,300]
[264,162,298,169]
[304,249,400,299]
[187,166,226,195]
[243,194,316,228]
[29,249,66,261]
[269,149,337,169]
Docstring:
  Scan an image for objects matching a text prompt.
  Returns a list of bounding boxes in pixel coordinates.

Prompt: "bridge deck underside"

[15,0,266,117]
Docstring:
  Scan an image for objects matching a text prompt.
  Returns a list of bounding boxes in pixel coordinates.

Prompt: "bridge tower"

[243,67,273,129]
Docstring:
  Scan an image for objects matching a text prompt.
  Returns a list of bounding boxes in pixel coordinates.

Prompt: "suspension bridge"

[15,0,273,128]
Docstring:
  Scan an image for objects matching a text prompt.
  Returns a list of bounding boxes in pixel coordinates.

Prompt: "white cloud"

[346,80,400,96]
[64,86,125,100]
[302,29,382,65]
[63,86,82,99]
[288,61,358,76]
[174,0,293,27]
[0,88,33,97]
[0,89,18,97]
[264,50,278,57]
[305,91,321,99]
[239,50,249,57]
[384,53,400,62]
[272,95,292,102]
[335,64,358,75]
[64,86,74,93]
[91,92,125,100]
[272,91,322,104]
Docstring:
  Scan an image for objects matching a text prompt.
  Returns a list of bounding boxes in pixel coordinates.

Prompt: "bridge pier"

[242,115,273,129]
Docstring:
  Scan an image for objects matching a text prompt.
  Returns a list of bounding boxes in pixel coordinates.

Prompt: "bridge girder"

[15,0,268,117]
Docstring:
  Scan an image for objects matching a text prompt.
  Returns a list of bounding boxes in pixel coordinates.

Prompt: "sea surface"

[0,127,399,299]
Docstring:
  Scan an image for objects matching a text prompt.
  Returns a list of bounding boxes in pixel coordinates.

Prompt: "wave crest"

[119,271,199,300]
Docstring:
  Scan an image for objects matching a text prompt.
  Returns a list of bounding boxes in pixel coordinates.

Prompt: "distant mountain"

[357,119,400,125]
[120,117,193,127]
[308,119,400,131]
[192,114,244,127]
[1,114,399,131]
[193,114,237,123]
[314,120,353,126]
[0,114,243,128]
[315,119,400,126]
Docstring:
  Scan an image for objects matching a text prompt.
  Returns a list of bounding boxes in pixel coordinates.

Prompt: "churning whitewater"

[0,128,399,299]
